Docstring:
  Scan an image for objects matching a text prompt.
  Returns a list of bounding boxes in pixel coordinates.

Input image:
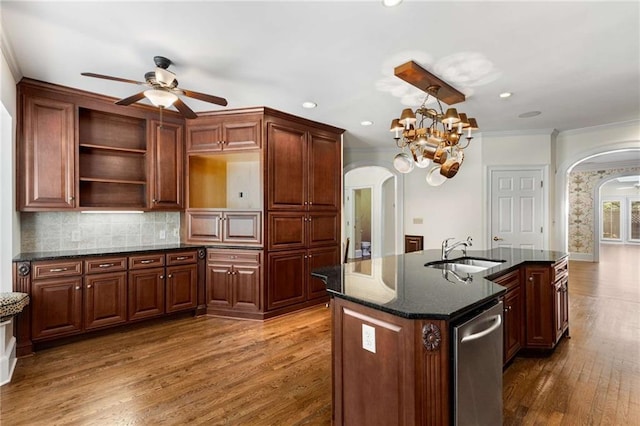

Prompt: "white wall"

[346,138,485,250]
[1,43,19,292]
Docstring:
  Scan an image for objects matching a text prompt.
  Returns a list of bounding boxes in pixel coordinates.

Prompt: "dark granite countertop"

[12,244,205,262]
[311,247,568,321]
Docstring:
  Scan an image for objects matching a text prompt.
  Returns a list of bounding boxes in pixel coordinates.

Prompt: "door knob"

[493,236,504,241]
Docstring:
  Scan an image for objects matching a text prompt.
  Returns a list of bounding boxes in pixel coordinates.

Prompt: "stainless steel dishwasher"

[453,300,503,426]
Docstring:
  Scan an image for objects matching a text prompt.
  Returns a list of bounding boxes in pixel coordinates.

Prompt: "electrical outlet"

[413,217,424,224]
[71,230,81,242]
[159,230,166,240]
[173,227,179,237]
[362,324,376,353]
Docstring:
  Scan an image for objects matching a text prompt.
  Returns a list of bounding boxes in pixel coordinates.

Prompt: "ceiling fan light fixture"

[144,89,178,108]
[155,67,176,87]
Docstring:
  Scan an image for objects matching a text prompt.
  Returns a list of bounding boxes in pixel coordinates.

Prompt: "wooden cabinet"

[186,113,262,152]
[521,259,569,351]
[165,251,198,313]
[267,123,340,211]
[404,235,424,253]
[267,211,339,251]
[493,268,523,365]
[206,249,262,318]
[128,267,165,321]
[186,209,262,245]
[17,79,185,211]
[18,93,75,210]
[84,271,127,330]
[149,120,184,210]
[31,260,83,340]
[267,245,339,310]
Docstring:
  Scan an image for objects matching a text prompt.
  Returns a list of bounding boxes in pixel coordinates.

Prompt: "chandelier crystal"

[390,62,479,185]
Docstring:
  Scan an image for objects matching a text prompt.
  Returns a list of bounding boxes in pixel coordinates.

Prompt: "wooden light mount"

[394,61,465,105]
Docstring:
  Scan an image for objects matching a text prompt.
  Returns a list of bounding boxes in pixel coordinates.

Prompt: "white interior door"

[490,168,544,249]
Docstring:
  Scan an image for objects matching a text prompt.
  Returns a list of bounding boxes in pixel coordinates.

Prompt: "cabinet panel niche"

[188,153,261,209]
[79,108,146,150]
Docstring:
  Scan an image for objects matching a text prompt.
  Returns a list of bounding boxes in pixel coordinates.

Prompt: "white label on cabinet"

[362,324,376,353]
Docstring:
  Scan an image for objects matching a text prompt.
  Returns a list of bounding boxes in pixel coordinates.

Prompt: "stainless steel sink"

[425,257,505,273]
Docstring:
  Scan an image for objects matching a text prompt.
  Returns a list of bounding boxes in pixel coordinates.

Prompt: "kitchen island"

[312,247,568,426]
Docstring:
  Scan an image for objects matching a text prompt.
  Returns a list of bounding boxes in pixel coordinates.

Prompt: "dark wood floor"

[1,244,638,425]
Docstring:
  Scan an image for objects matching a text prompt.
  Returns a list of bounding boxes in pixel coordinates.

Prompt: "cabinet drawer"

[491,268,520,291]
[84,257,127,274]
[129,254,165,270]
[207,250,261,265]
[33,260,83,279]
[166,250,198,266]
[553,257,569,281]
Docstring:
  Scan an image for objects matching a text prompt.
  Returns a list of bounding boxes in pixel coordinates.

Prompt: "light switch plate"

[362,324,376,353]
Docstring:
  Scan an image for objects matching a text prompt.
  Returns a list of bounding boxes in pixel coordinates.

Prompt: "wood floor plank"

[2,244,638,425]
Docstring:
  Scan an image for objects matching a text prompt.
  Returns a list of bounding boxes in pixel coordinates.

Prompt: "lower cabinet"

[492,268,523,365]
[267,246,339,311]
[28,250,199,346]
[206,249,262,318]
[523,264,555,349]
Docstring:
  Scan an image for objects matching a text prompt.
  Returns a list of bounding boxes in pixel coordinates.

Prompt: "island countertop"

[311,247,568,321]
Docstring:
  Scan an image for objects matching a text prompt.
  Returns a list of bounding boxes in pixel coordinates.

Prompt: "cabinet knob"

[168,274,172,278]
[160,275,164,279]
[152,199,157,203]
[75,286,81,290]
[227,271,232,275]
[87,284,92,289]
[529,276,533,281]
[304,201,308,205]
[69,196,75,202]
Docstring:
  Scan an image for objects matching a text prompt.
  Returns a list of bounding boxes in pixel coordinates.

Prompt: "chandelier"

[389,61,479,186]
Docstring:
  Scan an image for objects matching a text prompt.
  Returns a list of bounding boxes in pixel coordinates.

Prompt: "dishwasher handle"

[460,315,502,343]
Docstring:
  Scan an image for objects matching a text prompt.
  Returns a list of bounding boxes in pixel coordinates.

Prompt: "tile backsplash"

[20,211,181,253]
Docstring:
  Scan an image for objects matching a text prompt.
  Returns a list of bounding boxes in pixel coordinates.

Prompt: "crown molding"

[558,119,640,137]
[0,25,22,83]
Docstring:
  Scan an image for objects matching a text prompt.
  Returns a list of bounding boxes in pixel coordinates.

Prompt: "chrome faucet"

[441,236,473,260]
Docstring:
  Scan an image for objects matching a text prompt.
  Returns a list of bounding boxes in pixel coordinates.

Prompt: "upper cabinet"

[149,120,184,210]
[267,122,341,211]
[186,113,262,153]
[18,94,76,210]
[16,79,185,212]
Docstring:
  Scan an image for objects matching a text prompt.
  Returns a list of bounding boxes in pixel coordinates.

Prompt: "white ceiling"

[1,1,639,150]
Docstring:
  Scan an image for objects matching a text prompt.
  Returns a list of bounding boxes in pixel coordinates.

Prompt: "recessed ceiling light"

[499,92,512,98]
[382,0,403,7]
[360,120,373,126]
[518,111,541,118]
[302,101,317,109]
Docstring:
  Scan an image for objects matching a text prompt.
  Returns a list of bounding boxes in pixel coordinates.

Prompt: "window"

[629,198,640,242]
[602,200,622,240]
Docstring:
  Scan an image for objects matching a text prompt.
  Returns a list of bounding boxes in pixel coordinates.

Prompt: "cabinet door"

[20,95,75,210]
[232,264,262,312]
[128,268,165,321]
[268,212,306,251]
[186,120,223,152]
[308,131,340,211]
[31,277,83,340]
[206,263,233,309]
[166,264,197,313]
[267,123,307,210]
[222,118,262,151]
[84,272,127,330]
[307,246,340,300]
[186,209,223,242]
[223,211,262,244]
[524,265,554,348]
[267,250,306,310]
[308,212,340,247]
[150,120,184,209]
[503,287,523,364]
[554,275,569,342]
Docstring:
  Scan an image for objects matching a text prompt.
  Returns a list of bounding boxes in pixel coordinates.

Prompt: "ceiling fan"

[81,56,227,119]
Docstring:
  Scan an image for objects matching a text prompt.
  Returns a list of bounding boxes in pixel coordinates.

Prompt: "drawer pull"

[49,268,68,272]
[175,256,189,260]
[98,263,115,268]
[140,260,155,264]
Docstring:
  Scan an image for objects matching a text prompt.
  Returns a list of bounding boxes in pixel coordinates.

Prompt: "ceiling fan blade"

[115,91,147,106]
[81,72,146,85]
[173,98,198,119]
[181,88,228,107]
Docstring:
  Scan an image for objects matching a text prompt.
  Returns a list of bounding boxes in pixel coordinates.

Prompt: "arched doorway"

[344,162,404,259]
[562,148,640,261]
